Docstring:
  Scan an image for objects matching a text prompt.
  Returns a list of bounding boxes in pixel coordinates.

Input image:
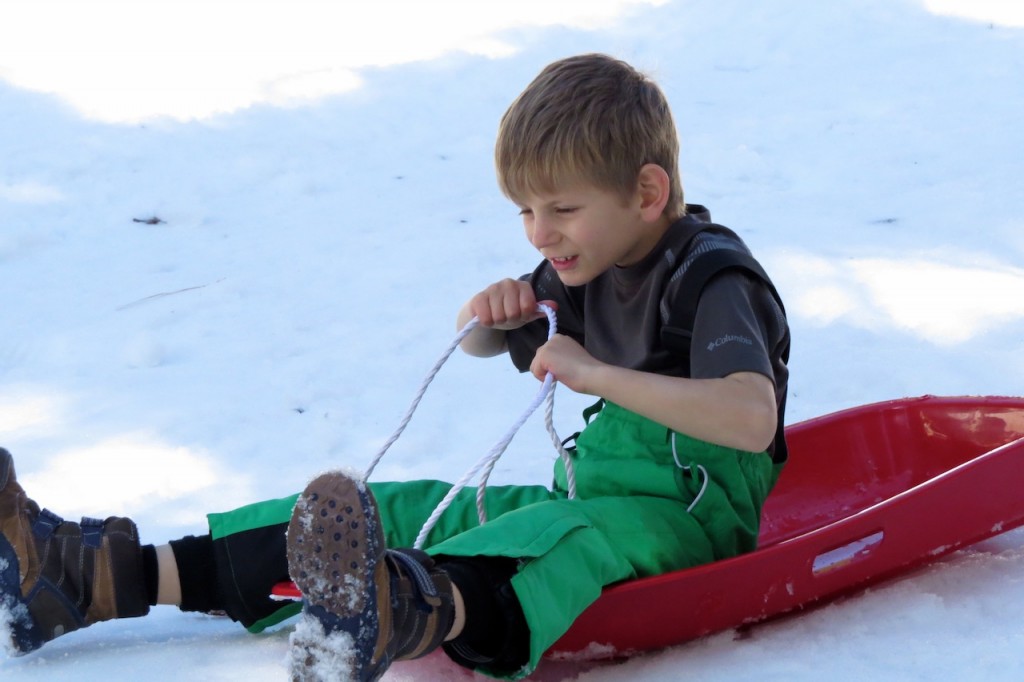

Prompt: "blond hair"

[495,54,684,217]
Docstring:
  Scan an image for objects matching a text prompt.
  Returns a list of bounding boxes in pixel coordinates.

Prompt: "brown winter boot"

[286,471,455,682]
[0,448,149,654]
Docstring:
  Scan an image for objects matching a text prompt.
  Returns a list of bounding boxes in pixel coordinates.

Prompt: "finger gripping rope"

[361,304,576,550]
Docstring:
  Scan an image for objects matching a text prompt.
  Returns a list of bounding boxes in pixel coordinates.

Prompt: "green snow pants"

[206,401,780,678]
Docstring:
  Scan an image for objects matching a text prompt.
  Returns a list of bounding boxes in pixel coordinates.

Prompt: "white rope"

[545,380,577,501]
[359,304,576,550]
[362,317,481,481]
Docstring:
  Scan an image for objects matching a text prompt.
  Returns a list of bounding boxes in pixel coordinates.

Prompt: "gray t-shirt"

[506,206,789,440]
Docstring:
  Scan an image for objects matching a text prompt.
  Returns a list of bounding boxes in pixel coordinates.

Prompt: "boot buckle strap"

[33,508,64,539]
[387,549,441,607]
[81,517,105,549]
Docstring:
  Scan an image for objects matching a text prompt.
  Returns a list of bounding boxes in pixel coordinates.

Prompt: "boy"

[1,54,789,681]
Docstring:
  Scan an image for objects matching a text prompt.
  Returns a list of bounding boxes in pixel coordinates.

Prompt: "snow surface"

[2,0,1023,679]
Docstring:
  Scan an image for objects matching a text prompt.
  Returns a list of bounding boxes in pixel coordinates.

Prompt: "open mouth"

[549,255,579,271]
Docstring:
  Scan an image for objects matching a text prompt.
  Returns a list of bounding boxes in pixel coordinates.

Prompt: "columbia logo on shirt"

[707,334,753,351]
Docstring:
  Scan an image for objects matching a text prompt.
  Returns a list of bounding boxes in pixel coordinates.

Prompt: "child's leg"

[279,449,773,679]
[0,444,553,657]
[424,494,705,676]
[283,474,558,681]
[282,477,692,680]
[428,409,779,678]
[429,484,762,678]
[0,448,150,654]
[196,479,555,634]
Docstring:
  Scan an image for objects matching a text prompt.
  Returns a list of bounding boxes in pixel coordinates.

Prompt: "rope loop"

[361,304,576,550]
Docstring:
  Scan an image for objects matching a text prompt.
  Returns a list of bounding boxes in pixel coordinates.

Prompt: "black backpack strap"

[660,248,790,464]
[661,249,785,355]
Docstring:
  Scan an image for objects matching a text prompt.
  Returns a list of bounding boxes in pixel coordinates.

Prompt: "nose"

[528,214,558,249]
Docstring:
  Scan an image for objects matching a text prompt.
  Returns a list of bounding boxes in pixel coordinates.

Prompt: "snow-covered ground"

[2,0,1023,679]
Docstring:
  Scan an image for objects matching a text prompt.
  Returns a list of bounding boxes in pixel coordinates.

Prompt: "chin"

[554,269,599,287]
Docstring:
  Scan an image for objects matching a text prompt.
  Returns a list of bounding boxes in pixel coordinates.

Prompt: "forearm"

[586,365,778,453]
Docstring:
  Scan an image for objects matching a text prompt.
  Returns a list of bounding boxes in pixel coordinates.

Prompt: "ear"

[635,164,671,222]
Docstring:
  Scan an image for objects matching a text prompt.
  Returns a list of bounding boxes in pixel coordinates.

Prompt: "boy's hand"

[457,279,557,357]
[467,279,554,330]
[530,334,604,394]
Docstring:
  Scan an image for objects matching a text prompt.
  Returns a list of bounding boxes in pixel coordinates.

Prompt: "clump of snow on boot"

[287,613,357,682]
[0,603,22,658]
[0,609,13,658]
[0,556,29,658]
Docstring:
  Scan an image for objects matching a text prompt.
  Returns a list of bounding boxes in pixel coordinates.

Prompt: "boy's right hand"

[457,279,556,357]
[466,278,550,330]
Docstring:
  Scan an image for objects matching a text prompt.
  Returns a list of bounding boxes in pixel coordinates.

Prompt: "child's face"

[515,183,663,286]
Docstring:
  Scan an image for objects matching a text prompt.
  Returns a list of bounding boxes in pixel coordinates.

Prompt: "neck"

[617,214,673,267]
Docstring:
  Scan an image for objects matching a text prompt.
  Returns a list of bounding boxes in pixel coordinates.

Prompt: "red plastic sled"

[273,395,1024,660]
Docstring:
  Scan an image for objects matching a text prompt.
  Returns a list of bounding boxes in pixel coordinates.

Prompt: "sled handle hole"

[812,530,885,576]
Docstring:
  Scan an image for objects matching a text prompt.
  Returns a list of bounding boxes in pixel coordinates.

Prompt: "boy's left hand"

[530,334,604,394]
